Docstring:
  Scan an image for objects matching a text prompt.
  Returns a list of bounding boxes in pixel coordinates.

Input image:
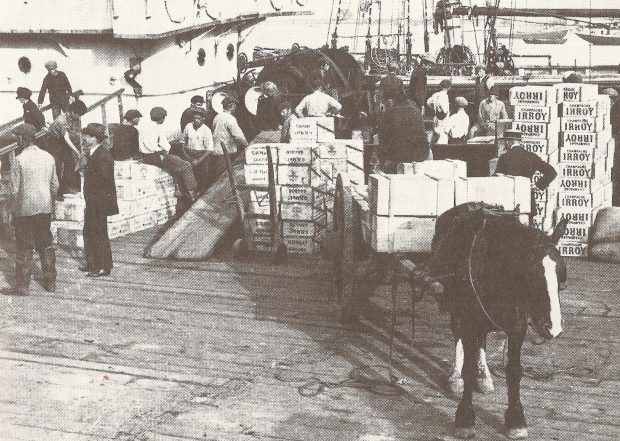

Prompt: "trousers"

[83,206,112,271]
[46,137,80,195]
[143,153,197,195]
[14,214,56,293]
[185,150,209,191]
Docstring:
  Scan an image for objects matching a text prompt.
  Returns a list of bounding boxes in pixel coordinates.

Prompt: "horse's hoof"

[449,377,464,398]
[507,427,528,439]
[475,375,494,394]
[454,426,475,439]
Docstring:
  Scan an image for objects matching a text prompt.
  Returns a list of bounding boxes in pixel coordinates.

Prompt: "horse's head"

[525,219,568,340]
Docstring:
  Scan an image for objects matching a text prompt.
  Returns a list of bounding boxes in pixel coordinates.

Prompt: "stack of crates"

[51,161,177,248]
[510,83,615,257]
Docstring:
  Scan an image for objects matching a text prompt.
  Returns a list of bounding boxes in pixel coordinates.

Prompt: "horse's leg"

[475,332,494,394]
[505,314,528,439]
[449,315,465,397]
[454,328,477,439]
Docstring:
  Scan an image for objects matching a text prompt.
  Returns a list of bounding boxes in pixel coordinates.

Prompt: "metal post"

[117,94,124,123]
[101,105,109,140]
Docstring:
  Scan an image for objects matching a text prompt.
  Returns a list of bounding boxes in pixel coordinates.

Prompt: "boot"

[15,249,33,296]
[40,246,57,292]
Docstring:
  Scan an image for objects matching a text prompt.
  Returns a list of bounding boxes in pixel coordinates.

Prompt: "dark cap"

[12,123,37,139]
[191,95,205,104]
[124,109,142,120]
[69,100,87,116]
[150,106,167,120]
[439,79,452,89]
[16,87,32,99]
[503,129,522,140]
[81,123,108,140]
[222,96,238,108]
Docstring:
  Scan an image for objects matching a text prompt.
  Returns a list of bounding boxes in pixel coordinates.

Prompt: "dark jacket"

[112,124,140,161]
[379,101,430,163]
[409,67,428,109]
[495,145,557,189]
[38,71,72,107]
[23,99,45,131]
[380,73,405,100]
[84,146,118,215]
[256,93,283,131]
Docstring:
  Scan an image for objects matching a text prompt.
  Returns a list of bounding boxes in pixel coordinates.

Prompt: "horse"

[428,202,568,439]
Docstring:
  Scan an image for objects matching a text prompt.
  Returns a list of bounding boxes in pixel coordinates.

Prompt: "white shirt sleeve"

[295,97,308,117]
[328,95,342,113]
[158,127,171,153]
[204,127,214,153]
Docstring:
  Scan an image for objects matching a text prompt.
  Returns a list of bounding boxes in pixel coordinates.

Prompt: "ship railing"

[0,104,53,135]
[0,88,125,166]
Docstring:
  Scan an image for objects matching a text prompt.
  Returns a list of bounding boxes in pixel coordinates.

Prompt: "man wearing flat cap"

[112,109,142,160]
[38,60,73,120]
[138,106,198,202]
[80,123,118,277]
[17,87,45,131]
[181,108,214,192]
[256,82,284,131]
[212,96,249,184]
[8,124,58,295]
[180,95,205,132]
[495,129,557,223]
[470,86,508,138]
[380,62,406,104]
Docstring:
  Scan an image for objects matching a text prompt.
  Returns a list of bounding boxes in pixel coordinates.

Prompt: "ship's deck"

[1,228,619,440]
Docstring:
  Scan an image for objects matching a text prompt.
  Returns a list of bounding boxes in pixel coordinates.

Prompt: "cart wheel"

[233,238,248,257]
[273,244,288,264]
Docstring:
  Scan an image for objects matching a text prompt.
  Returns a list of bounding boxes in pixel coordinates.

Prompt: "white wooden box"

[129,212,157,232]
[282,219,324,238]
[107,218,131,239]
[132,195,160,216]
[513,105,557,123]
[280,185,321,205]
[130,162,169,180]
[277,164,322,187]
[316,140,353,159]
[54,196,85,222]
[369,213,436,253]
[115,180,156,201]
[249,218,272,236]
[455,176,532,213]
[368,173,455,217]
[559,147,604,164]
[290,117,335,142]
[280,202,325,221]
[553,83,598,103]
[533,214,554,233]
[283,236,320,254]
[278,143,317,165]
[558,182,612,210]
[522,137,558,156]
[512,121,559,139]
[557,206,600,226]
[55,221,84,248]
[560,129,611,149]
[559,100,603,117]
[244,143,280,165]
[509,86,553,106]
[114,160,136,180]
[244,163,277,186]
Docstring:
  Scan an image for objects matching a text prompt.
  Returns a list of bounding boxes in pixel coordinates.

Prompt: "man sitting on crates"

[495,129,557,224]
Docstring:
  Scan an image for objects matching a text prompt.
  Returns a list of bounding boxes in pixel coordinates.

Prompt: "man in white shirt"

[295,78,342,117]
[182,108,213,191]
[138,106,198,201]
[211,96,248,186]
[427,79,451,144]
[444,97,470,144]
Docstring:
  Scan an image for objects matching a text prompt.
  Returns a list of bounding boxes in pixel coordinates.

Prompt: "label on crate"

[558,188,607,210]
[560,130,611,149]
[559,163,595,180]
[244,143,279,165]
[557,206,598,225]
[320,158,348,180]
[509,86,552,106]
[131,163,168,180]
[244,164,275,185]
[563,224,590,242]
[557,240,588,258]
[513,106,555,122]
[316,142,348,159]
[249,218,272,236]
[560,117,605,133]
[282,220,322,237]
[512,121,556,139]
[114,160,135,180]
[280,203,324,221]
[278,144,315,165]
[280,185,314,204]
[559,100,601,117]
[554,83,598,103]
[534,199,555,218]
[277,165,322,186]
[522,137,557,156]
[283,236,320,254]
[559,175,603,193]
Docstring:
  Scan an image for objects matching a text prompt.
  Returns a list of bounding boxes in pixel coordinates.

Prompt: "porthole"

[197,48,206,66]
[18,57,31,74]
[226,44,235,61]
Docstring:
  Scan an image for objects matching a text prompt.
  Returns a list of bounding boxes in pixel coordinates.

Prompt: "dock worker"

[16,87,45,131]
[409,55,431,111]
[47,99,87,200]
[256,82,283,131]
[181,108,214,192]
[427,79,451,144]
[112,109,142,161]
[378,90,430,173]
[470,86,508,138]
[37,60,72,119]
[380,61,406,103]
[444,97,470,144]
[8,123,58,295]
[80,123,117,278]
[138,106,198,201]
[278,101,297,143]
[295,78,342,118]
[180,95,205,132]
[211,96,248,185]
[602,88,620,205]
[495,129,557,223]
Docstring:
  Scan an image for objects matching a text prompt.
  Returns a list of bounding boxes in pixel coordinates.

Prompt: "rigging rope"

[327,0,336,45]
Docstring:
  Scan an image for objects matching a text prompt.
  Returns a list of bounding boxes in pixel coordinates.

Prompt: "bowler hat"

[503,129,522,140]
[124,109,143,120]
[12,123,37,139]
[16,87,32,100]
[81,123,108,140]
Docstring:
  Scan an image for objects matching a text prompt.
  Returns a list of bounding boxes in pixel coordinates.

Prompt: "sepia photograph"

[1,0,619,439]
